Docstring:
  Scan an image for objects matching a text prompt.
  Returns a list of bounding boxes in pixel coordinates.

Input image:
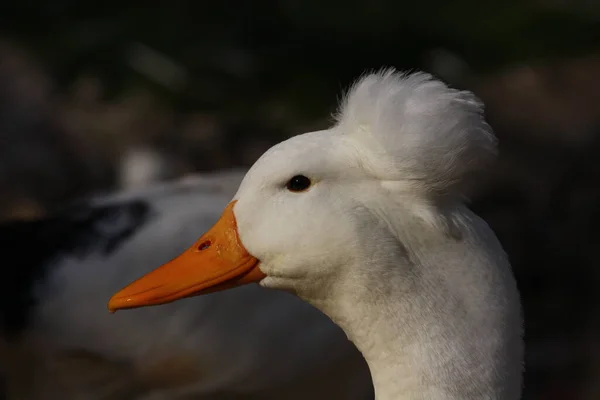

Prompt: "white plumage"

[335,69,497,195]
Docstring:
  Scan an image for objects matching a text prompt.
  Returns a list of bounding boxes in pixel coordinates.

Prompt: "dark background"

[1,1,600,399]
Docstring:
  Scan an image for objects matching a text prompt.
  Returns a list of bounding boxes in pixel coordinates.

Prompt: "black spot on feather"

[0,200,151,338]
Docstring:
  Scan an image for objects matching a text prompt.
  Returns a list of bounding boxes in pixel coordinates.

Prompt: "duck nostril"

[198,240,211,251]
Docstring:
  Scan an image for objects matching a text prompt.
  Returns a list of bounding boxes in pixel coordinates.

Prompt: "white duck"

[110,69,524,400]
[1,170,371,399]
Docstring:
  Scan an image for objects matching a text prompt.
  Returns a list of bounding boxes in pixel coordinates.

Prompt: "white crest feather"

[335,68,497,197]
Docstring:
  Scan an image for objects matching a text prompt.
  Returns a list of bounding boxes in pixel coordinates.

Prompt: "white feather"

[335,69,497,197]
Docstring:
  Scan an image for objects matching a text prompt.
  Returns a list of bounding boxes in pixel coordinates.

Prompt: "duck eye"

[286,175,312,192]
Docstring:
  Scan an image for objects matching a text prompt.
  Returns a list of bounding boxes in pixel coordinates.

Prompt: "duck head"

[108,69,498,312]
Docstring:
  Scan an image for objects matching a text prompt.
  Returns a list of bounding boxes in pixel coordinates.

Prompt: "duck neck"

[302,222,522,400]
[311,270,451,400]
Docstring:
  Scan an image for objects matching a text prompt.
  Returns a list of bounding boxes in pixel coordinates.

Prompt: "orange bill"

[108,201,265,312]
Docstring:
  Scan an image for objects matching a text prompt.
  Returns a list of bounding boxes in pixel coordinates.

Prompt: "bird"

[110,69,524,400]
[0,169,372,399]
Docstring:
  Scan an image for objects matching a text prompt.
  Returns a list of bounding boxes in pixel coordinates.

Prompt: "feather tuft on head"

[335,68,497,198]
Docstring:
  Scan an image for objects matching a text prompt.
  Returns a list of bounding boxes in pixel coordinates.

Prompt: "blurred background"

[1,0,600,398]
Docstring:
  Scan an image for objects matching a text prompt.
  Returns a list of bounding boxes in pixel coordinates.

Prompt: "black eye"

[286,175,312,192]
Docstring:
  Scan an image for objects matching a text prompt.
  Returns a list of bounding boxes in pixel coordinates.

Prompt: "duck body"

[110,70,524,399]
[0,170,372,399]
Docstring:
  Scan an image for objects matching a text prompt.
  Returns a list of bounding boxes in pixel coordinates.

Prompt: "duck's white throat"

[283,209,523,400]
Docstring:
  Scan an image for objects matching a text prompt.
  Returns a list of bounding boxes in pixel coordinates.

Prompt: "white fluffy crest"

[335,68,497,197]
